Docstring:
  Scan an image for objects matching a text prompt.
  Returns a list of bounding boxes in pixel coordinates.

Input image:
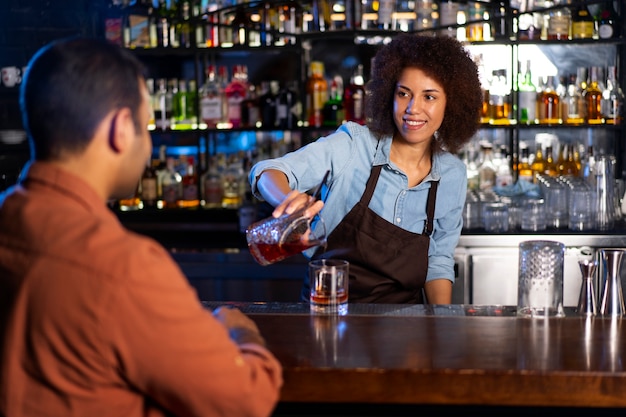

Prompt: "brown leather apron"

[307,164,439,304]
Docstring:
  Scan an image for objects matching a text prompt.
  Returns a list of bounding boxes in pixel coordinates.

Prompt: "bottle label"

[201,96,223,122]
[141,178,158,201]
[598,24,614,39]
[572,22,594,39]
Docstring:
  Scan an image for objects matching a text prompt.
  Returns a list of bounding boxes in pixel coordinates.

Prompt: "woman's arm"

[424,278,452,304]
[256,169,324,218]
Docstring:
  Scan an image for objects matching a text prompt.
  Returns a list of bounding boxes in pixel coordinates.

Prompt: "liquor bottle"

[495,146,513,188]
[306,61,328,128]
[602,66,624,125]
[543,145,558,177]
[172,79,188,129]
[322,76,345,127]
[343,64,366,125]
[415,0,438,35]
[231,6,250,46]
[186,79,198,128]
[222,153,245,209]
[241,84,261,129]
[597,1,620,39]
[146,78,156,129]
[530,145,545,182]
[154,78,173,131]
[260,80,279,128]
[224,65,248,128]
[177,0,192,48]
[168,0,181,48]
[104,0,124,47]
[546,0,571,40]
[154,145,168,207]
[140,158,159,209]
[202,155,224,208]
[191,0,206,48]
[517,146,534,183]
[564,73,584,125]
[558,144,580,176]
[466,1,487,42]
[204,0,220,47]
[583,66,604,124]
[360,0,378,29]
[570,1,595,39]
[439,0,460,38]
[199,65,225,129]
[180,156,200,208]
[477,143,496,191]
[155,0,170,47]
[488,69,510,125]
[393,0,415,32]
[517,60,537,124]
[538,75,561,124]
[377,0,394,30]
[276,81,300,129]
[161,156,183,209]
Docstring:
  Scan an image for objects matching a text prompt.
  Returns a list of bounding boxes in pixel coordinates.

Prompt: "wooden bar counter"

[204,302,626,416]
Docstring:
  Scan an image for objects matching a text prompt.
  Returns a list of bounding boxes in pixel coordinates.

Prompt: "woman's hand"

[273,190,324,219]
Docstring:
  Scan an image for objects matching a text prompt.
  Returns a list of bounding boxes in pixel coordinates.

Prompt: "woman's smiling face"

[393,67,447,146]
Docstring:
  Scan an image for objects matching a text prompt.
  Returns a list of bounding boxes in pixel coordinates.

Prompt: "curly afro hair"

[365,34,483,154]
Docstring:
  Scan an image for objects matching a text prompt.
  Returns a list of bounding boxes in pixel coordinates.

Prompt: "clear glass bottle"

[202,154,225,209]
[488,69,510,125]
[601,65,624,125]
[439,0,460,38]
[154,78,173,131]
[222,153,245,209]
[517,60,537,124]
[161,156,183,209]
[546,0,571,40]
[564,72,585,125]
[478,143,497,191]
[199,65,225,129]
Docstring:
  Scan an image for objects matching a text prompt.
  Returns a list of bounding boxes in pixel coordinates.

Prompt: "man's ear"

[108,108,133,154]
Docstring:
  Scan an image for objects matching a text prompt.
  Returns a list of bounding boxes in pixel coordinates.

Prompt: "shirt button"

[396,217,401,224]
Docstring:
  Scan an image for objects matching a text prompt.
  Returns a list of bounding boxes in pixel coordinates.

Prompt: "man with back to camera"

[0,37,282,417]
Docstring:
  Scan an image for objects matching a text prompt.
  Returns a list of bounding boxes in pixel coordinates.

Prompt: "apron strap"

[423,180,439,236]
[361,165,383,206]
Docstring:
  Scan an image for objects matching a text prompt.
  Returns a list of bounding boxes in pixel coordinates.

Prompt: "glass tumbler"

[517,240,566,318]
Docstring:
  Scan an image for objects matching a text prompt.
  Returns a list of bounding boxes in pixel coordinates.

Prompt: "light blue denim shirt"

[249,122,467,283]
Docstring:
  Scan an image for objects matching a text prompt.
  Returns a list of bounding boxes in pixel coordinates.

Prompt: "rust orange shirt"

[0,162,283,417]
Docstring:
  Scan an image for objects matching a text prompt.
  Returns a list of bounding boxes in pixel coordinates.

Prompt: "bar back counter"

[203,302,626,417]
[119,209,626,306]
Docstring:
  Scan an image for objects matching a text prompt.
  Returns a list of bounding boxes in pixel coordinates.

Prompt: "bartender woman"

[249,34,483,304]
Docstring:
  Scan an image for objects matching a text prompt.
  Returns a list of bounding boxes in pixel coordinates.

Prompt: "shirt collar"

[373,137,442,182]
[21,161,110,215]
